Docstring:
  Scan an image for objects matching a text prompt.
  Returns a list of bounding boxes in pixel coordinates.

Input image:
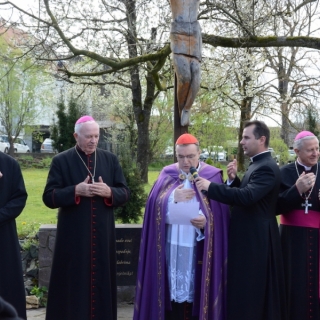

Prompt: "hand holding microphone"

[190,166,208,195]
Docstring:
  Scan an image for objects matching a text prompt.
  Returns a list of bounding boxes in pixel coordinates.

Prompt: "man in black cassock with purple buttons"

[278,130,320,320]
[43,116,130,320]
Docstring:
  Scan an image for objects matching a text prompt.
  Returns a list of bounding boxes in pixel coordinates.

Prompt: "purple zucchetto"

[75,115,95,124]
[294,131,315,141]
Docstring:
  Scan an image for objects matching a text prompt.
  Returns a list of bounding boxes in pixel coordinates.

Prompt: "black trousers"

[165,301,199,320]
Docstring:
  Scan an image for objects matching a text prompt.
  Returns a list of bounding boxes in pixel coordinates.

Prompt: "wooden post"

[174,74,188,162]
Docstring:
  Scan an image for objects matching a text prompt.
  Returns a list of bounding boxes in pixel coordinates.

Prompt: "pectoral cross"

[302,199,312,214]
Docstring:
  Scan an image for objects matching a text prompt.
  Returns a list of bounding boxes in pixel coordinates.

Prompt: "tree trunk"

[278,59,290,146]
[280,103,290,146]
[237,97,252,172]
[125,0,157,183]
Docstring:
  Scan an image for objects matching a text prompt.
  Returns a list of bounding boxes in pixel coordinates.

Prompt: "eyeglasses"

[177,154,197,160]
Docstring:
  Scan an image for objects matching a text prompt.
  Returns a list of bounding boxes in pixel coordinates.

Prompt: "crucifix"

[302,199,312,214]
[171,0,202,160]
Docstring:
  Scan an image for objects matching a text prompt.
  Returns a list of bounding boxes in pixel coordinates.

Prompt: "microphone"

[190,166,207,195]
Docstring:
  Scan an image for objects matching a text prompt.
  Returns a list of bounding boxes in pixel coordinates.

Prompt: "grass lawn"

[17,164,226,237]
[17,169,57,237]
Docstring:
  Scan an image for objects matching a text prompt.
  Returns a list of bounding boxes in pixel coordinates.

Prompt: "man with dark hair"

[196,120,286,320]
[277,131,320,320]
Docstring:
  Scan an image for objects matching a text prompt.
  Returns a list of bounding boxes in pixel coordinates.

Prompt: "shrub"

[30,286,48,307]
[115,147,148,223]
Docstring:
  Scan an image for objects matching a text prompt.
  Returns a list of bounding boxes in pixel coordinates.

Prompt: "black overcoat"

[0,152,27,320]
[207,152,286,320]
[277,162,320,320]
[43,147,130,320]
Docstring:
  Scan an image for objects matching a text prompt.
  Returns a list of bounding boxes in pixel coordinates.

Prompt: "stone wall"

[38,224,141,302]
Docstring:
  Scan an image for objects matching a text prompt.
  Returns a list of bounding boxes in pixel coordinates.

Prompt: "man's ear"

[260,135,266,145]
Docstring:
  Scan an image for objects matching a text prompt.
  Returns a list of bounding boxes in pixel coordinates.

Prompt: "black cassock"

[0,152,27,320]
[278,161,320,320]
[43,147,130,320]
[207,152,286,320]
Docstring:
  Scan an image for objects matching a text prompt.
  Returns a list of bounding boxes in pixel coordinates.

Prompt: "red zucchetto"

[75,115,95,124]
[294,131,315,141]
[175,133,198,145]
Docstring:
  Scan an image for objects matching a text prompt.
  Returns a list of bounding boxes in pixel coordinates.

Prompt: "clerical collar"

[250,150,269,162]
[75,144,95,156]
[296,159,312,171]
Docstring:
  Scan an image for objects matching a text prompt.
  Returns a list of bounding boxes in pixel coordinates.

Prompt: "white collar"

[296,159,312,171]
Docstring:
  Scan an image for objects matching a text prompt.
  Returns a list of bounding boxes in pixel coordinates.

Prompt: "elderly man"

[0,155,27,320]
[43,115,130,320]
[195,120,286,320]
[134,133,229,320]
[277,131,320,320]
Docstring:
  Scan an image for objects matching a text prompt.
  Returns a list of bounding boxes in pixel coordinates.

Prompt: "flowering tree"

[0,32,54,155]
[1,0,320,173]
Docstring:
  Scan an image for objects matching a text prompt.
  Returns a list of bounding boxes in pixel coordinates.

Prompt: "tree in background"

[114,143,147,223]
[270,138,289,165]
[0,35,53,155]
[51,98,85,152]
[306,107,320,138]
[189,94,236,157]
[2,0,320,171]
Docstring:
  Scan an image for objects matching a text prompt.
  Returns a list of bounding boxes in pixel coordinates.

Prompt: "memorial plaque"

[39,224,142,288]
[115,224,141,286]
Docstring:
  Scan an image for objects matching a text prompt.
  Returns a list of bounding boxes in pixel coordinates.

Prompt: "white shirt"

[165,171,204,303]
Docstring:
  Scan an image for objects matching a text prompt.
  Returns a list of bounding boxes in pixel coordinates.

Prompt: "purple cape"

[133,162,229,320]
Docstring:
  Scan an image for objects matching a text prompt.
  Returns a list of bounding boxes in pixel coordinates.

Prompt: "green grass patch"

[17,169,57,238]
[17,164,227,237]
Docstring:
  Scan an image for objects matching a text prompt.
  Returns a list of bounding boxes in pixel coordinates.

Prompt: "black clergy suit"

[0,152,27,320]
[277,162,320,320]
[43,146,130,320]
[207,152,286,320]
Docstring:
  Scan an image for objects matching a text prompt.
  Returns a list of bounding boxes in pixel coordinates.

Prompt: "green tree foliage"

[51,98,83,152]
[189,105,236,154]
[270,138,289,165]
[149,91,174,161]
[115,145,147,223]
[0,36,53,154]
[306,108,320,138]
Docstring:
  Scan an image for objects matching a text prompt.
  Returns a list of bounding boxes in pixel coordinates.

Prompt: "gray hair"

[74,120,98,135]
[293,135,319,150]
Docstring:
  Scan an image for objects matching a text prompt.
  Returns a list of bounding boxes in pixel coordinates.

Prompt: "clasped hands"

[296,171,316,194]
[76,176,112,198]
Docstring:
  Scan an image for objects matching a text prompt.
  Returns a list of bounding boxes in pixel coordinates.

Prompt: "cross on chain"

[302,199,312,214]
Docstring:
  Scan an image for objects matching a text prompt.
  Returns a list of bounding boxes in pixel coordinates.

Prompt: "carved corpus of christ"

[170,0,202,126]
